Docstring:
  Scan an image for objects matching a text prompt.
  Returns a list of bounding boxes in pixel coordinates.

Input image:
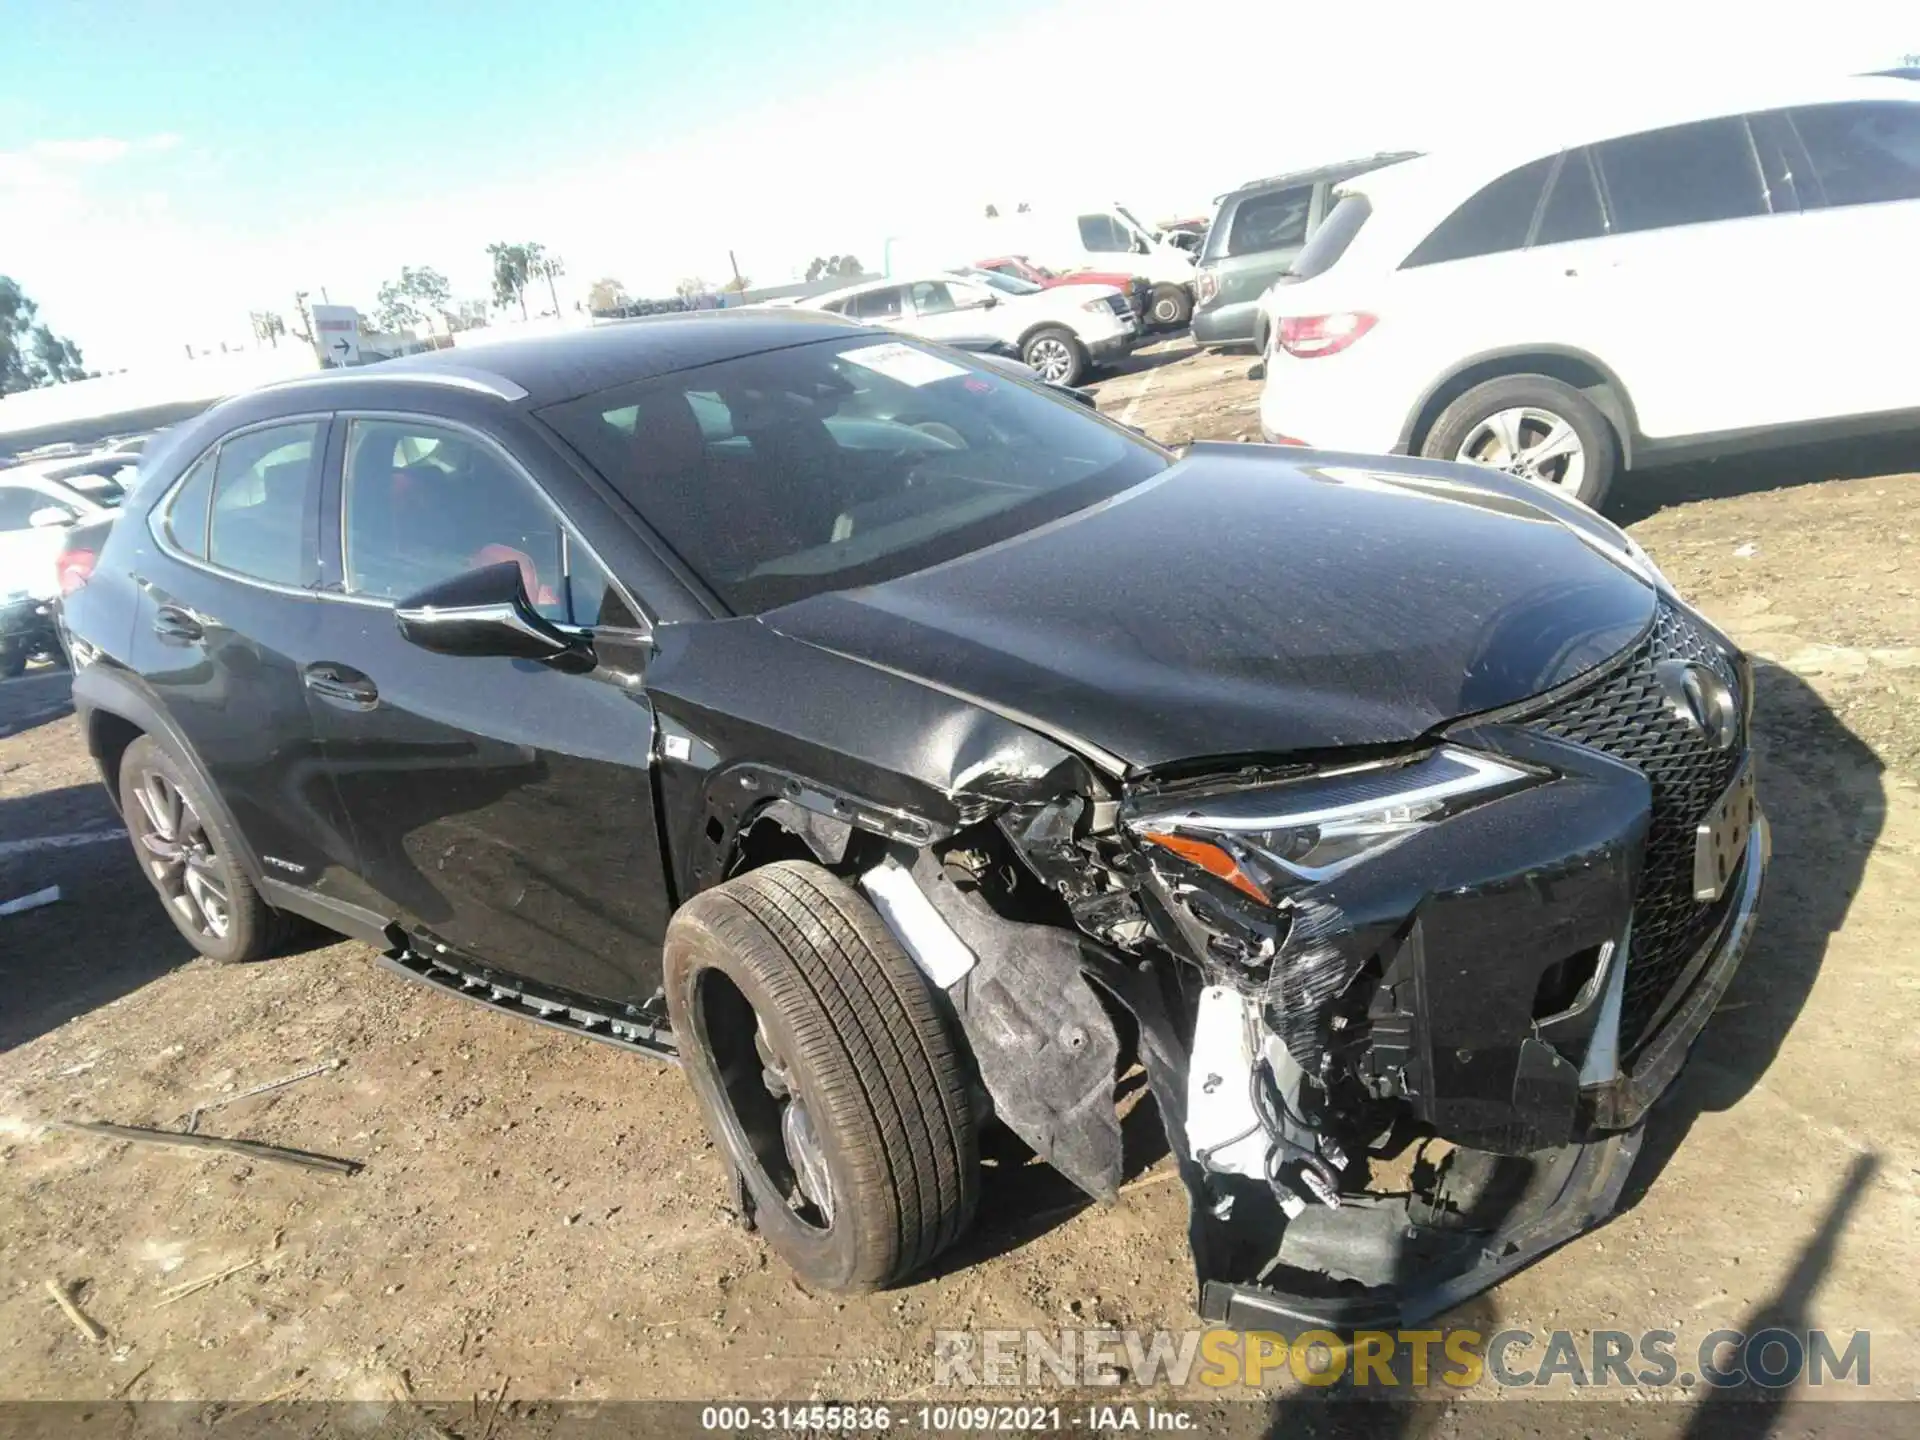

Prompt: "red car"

[973,256,1155,324]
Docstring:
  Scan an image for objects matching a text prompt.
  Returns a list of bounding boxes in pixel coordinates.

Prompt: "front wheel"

[664,862,978,1293]
[1020,327,1088,387]
[119,735,292,963]
[1421,374,1619,510]
[1148,284,1192,329]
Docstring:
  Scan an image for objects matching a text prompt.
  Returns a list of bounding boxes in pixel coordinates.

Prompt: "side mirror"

[394,561,593,668]
[28,506,74,529]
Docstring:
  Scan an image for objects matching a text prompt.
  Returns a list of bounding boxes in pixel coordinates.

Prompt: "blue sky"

[3,1,1914,368]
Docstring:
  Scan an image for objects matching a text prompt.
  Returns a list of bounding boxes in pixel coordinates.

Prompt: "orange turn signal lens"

[1140,831,1267,903]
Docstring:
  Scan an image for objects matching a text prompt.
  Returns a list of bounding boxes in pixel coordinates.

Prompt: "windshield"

[965,269,1044,296]
[540,334,1168,613]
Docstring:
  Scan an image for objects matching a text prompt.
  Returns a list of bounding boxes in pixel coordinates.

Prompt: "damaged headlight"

[1127,746,1539,901]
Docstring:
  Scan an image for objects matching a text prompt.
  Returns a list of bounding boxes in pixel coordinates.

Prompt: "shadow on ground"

[0,668,75,740]
[1623,658,1882,1211]
[0,783,198,1052]
[1612,429,1920,526]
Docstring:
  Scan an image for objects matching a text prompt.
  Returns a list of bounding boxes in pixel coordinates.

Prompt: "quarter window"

[340,418,620,627]
[206,422,320,586]
[1791,102,1920,206]
[1402,156,1553,268]
[1224,185,1313,256]
[162,453,216,557]
[1593,118,1768,234]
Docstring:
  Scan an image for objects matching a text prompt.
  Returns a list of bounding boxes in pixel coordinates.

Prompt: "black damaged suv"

[58,311,1767,1324]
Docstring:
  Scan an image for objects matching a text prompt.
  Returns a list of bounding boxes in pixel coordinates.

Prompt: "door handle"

[152,605,204,642]
[303,662,380,708]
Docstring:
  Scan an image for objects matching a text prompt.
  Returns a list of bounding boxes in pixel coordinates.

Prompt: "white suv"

[1256,78,1920,507]
[797,272,1138,386]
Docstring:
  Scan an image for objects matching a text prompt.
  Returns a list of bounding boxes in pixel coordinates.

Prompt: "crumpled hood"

[763,446,1657,772]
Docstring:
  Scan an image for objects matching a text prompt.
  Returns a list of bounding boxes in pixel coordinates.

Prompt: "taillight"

[1194,269,1219,307]
[1277,312,1377,358]
[58,547,97,597]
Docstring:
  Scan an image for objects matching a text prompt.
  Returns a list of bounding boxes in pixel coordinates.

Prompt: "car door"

[126,416,367,896]
[1582,116,1794,437]
[902,278,1003,342]
[1773,99,1920,421]
[305,410,671,1008]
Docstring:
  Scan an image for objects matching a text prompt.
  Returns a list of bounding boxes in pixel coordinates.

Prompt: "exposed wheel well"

[1404,352,1636,466]
[88,709,145,814]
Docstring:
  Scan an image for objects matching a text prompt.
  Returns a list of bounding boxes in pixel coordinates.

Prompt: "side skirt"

[376,946,679,1064]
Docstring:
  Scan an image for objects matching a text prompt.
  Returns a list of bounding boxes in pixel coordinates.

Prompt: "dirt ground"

[3,337,1919,1418]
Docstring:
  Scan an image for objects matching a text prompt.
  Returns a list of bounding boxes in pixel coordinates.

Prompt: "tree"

[530,249,565,316]
[675,276,711,300]
[803,254,865,283]
[249,311,287,348]
[721,274,751,294]
[487,242,533,318]
[587,277,629,312]
[375,265,454,333]
[1,275,88,394]
[449,298,489,332]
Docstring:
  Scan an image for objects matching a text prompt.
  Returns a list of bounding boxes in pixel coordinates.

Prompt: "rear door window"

[847,286,905,321]
[909,281,958,316]
[206,422,321,586]
[1532,148,1608,245]
[1593,118,1768,233]
[1748,111,1814,213]
[1222,185,1313,257]
[1790,101,1920,206]
[0,485,52,531]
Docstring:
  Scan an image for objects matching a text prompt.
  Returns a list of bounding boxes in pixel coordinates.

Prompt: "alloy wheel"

[696,968,834,1228]
[131,769,231,941]
[1456,406,1586,493]
[1026,336,1073,384]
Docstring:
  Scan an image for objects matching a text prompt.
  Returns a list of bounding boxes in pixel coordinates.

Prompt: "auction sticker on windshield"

[842,342,969,387]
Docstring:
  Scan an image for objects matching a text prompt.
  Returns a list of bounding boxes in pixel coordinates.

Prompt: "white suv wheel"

[1456,406,1587,495]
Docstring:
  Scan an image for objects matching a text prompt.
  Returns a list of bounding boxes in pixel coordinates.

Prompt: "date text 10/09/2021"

[701,1406,1192,1432]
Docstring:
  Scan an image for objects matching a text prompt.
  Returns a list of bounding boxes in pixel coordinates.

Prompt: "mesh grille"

[1523,602,1746,1051]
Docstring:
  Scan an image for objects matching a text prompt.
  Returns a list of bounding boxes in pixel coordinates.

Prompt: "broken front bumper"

[1198,811,1768,1333]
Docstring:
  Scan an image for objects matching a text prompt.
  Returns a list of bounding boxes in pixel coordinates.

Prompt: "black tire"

[118,735,293,963]
[664,861,978,1293]
[1421,373,1620,510]
[1020,326,1088,388]
[1250,312,1271,358]
[1148,283,1193,329]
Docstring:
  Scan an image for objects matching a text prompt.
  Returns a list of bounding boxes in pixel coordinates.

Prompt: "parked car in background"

[1192,153,1418,351]
[1257,78,1920,508]
[972,256,1153,323]
[798,272,1137,385]
[897,205,1197,329]
[58,315,1766,1327]
[1,448,138,596]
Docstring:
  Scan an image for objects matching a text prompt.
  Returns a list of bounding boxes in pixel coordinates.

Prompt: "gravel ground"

[2,340,1917,1422]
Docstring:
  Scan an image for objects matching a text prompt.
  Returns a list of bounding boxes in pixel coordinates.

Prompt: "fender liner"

[909,851,1125,1202]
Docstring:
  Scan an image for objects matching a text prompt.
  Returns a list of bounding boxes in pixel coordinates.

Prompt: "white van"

[893,205,1198,327]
